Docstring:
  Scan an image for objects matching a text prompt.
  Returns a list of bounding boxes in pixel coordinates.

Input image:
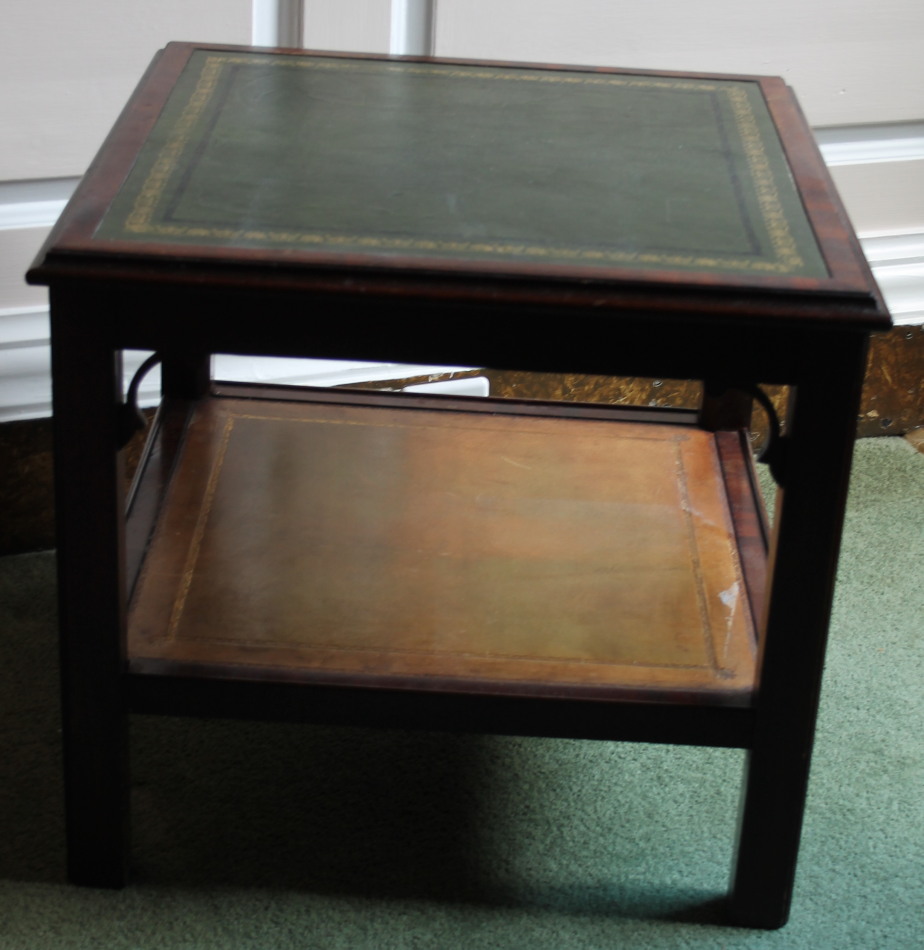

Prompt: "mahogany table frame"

[29,43,890,929]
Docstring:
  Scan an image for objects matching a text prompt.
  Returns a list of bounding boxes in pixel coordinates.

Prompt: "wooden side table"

[28,43,890,928]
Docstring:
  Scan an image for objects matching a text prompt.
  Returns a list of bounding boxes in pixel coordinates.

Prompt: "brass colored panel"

[859,325,924,437]
[486,322,924,442]
[484,370,787,450]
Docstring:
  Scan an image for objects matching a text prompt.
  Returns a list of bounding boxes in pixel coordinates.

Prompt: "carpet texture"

[1,437,921,948]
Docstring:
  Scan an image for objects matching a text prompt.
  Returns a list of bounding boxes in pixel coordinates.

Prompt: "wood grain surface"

[129,395,759,703]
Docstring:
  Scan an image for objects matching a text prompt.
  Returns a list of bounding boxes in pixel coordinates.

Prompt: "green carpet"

[1,437,921,948]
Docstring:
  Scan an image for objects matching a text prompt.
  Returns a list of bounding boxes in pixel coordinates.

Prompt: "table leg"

[161,349,210,399]
[50,293,130,887]
[699,380,754,432]
[728,332,869,927]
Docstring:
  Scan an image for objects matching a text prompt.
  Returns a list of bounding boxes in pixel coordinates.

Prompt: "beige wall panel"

[433,0,924,128]
[1,0,250,181]
[303,0,392,53]
[830,161,924,237]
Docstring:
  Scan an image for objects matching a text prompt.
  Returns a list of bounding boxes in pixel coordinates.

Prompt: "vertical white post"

[389,0,434,56]
[253,0,305,48]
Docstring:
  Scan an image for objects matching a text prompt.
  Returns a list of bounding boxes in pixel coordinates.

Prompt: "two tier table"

[28,43,890,928]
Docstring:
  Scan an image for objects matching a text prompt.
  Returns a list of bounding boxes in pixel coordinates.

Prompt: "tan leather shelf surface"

[128,394,760,704]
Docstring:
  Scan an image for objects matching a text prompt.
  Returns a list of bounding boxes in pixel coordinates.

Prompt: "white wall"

[1,0,921,421]
[1,0,253,181]
[433,0,924,128]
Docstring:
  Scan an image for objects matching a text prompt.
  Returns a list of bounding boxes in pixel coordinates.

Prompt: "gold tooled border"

[123,53,808,275]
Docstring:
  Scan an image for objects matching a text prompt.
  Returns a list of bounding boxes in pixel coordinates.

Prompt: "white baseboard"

[861,232,924,327]
[815,122,924,166]
[0,179,78,231]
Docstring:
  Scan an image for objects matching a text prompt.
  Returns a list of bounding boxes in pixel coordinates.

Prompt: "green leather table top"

[94,50,828,280]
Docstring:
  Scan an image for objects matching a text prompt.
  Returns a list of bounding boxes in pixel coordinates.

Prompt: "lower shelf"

[128,388,766,707]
